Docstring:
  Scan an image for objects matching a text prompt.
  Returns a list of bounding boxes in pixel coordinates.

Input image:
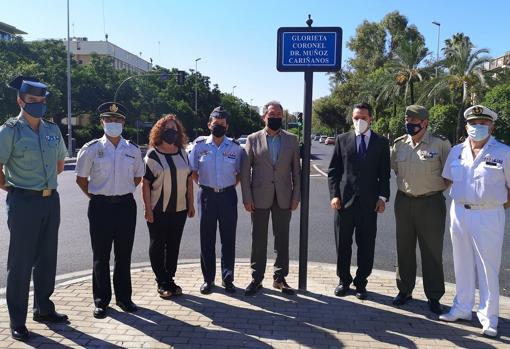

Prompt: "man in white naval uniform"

[440,105,510,337]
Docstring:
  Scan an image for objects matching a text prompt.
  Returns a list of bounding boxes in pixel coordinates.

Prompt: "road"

[0,140,509,296]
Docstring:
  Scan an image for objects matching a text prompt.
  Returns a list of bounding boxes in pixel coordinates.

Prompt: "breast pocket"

[395,152,408,176]
[475,163,505,185]
[92,158,112,179]
[449,161,464,182]
[122,155,136,177]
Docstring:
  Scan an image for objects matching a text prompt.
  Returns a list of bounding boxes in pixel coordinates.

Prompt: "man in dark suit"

[328,102,390,300]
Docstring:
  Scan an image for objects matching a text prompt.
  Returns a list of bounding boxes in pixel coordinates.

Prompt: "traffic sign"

[277,26,342,72]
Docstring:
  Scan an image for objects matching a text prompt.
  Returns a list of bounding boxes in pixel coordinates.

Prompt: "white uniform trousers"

[449,201,505,328]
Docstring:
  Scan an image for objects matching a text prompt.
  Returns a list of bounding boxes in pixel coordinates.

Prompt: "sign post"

[277,15,342,291]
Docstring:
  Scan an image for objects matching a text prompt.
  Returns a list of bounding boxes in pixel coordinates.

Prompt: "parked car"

[237,137,247,149]
[313,135,320,141]
[319,135,327,143]
[325,136,335,145]
[186,135,208,153]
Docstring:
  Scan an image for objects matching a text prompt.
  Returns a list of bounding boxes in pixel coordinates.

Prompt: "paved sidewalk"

[1,262,509,348]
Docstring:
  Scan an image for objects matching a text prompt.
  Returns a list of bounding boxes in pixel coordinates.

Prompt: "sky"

[2,0,510,114]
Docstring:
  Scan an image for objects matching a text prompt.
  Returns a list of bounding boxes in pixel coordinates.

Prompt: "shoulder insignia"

[232,139,240,145]
[44,119,56,125]
[3,117,19,128]
[196,138,206,143]
[127,140,139,148]
[432,133,448,141]
[85,139,99,146]
[393,134,407,144]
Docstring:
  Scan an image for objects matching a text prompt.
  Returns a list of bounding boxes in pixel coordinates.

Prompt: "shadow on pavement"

[108,306,272,348]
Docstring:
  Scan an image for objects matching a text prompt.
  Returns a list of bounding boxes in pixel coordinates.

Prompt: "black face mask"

[405,122,423,136]
[267,117,282,131]
[162,129,178,145]
[211,125,226,138]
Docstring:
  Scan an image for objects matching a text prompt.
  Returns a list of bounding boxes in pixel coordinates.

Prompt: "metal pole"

[66,0,73,157]
[195,58,201,118]
[232,85,237,96]
[299,70,313,291]
[432,21,441,106]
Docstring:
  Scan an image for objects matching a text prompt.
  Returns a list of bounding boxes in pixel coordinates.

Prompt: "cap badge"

[109,104,119,113]
[473,106,483,115]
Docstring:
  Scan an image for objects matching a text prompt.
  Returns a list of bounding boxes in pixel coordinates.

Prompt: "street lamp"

[66,0,73,156]
[195,57,201,118]
[232,85,237,96]
[432,21,441,106]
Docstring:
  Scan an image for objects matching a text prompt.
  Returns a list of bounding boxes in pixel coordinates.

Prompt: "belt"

[10,187,54,197]
[199,185,235,193]
[459,202,502,210]
[399,190,442,198]
[90,193,133,203]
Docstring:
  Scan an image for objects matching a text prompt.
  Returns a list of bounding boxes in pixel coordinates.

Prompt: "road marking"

[310,174,322,177]
[312,164,328,177]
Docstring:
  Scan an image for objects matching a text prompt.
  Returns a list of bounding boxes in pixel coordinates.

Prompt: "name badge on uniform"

[98,150,104,158]
[418,150,437,160]
[46,135,60,145]
[224,151,237,160]
[483,156,503,166]
[125,153,135,159]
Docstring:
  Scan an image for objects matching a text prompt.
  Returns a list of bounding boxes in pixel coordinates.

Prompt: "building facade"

[67,38,152,73]
[0,21,27,41]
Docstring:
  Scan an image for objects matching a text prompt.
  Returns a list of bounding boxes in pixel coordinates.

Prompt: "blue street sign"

[277,27,342,72]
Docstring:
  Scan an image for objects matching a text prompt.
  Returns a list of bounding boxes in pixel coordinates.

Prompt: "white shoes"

[482,326,498,337]
[438,311,472,322]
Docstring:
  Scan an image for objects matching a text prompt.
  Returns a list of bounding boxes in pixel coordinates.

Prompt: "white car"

[319,135,327,143]
[186,135,208,153]
[237,137,247,149]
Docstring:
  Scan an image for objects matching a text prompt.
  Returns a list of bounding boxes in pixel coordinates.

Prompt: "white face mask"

[353,118,369,134]
[103,122,123,138]
[466,124,490,142]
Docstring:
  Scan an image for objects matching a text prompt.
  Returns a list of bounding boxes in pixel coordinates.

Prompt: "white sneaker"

[482,326,497,338]
[439,311,472,322]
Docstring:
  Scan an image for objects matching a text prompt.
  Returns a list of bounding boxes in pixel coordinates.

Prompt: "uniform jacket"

[241,129,301,209]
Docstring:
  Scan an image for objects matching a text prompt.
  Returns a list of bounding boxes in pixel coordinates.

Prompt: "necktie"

[358,134,367,159]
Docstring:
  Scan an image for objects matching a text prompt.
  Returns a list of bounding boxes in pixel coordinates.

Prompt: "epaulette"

[196,138,206,143]
[232,139,240,145]
[432,133,448,141]
[393,134,407,144]
[2,117,19,128]
[85,139,99,147]
[127,140,139,148]
[43,119,56,125]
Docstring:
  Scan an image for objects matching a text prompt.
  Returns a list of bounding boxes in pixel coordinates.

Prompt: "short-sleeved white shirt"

[442,137,510,206]
[76,135,144,196]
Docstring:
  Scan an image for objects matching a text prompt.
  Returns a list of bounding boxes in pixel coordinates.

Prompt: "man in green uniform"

[0,76,69,341]
[390,105,451,314]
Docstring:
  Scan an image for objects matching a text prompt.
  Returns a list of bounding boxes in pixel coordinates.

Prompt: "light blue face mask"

[103,122,123,137]
[466,124,490,142]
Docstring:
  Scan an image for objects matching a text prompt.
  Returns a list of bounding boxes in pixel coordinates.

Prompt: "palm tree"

[425,36,490,142]
[380,38,430,106]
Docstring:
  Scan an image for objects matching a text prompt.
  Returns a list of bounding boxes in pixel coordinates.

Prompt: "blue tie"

[358,134,367,159]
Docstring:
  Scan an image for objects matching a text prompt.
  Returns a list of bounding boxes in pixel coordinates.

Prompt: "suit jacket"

[328,130,390,209]
[241,129,301,209]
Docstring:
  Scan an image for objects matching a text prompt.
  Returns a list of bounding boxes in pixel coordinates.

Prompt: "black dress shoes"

[200,282,214,295]
[392,292,412,306]
[334,283,350,297]
[244,280,262,296]
[116,300,138,313]
[11,326,29,341]
[93,307,108,319]
[222,280,236,294]
[428,299,443,314]
[33,311,69,323]
[273,279,295,295]
[355,288,368,300]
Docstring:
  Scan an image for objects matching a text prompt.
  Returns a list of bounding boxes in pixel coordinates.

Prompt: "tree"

[347,20,387,75]
[483,82,510,143]
[428,104,457,142]
[313,96,348,132]
[426,34,490,142]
